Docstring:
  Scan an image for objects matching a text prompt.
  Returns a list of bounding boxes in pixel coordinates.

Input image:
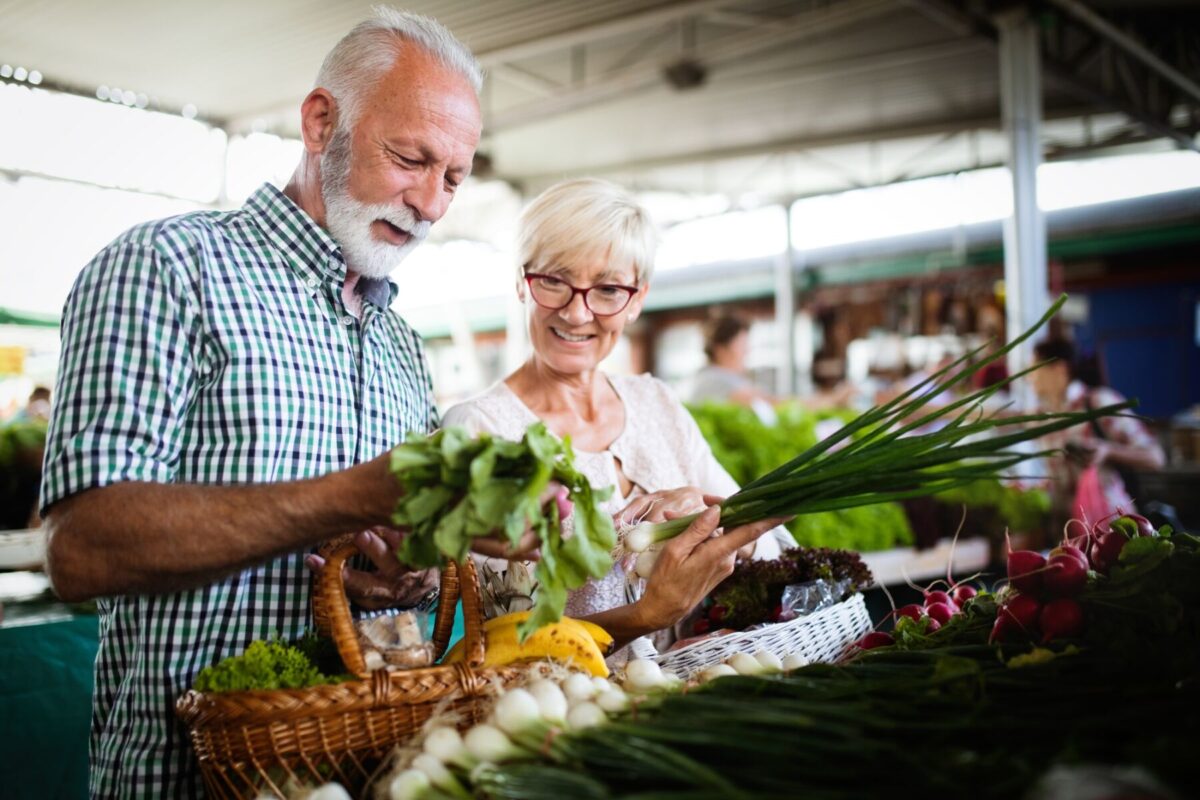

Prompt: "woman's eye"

[538,277,566,289]
[594,286,622,298]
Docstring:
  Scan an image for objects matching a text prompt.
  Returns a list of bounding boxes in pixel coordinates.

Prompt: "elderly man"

[41,9,485,797]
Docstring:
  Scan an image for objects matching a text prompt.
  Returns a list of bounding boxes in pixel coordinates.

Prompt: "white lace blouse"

[441,373,787,625]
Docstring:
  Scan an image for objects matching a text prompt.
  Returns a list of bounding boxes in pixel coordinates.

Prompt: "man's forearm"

[45,454,399,601]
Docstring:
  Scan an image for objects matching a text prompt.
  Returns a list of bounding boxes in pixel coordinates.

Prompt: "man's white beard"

[320,128,431,279]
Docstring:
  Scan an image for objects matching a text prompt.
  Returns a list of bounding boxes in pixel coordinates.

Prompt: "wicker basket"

[648,593,872,677]
[176,538,522,799]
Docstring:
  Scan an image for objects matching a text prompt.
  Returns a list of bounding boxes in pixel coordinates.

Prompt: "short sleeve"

[40,240,200,513]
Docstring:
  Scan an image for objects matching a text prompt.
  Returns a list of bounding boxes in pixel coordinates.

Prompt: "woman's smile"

[550,326,595,344]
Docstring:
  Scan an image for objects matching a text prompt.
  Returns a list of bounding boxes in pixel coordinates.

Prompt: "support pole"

[775,203,797,396]
[997,10,1049,403]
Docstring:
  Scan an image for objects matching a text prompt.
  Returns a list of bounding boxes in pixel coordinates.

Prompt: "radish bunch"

[1068,511,1156,575]
[994,512,1157,644]
[855,582,978,651]
[995,545,1087,644]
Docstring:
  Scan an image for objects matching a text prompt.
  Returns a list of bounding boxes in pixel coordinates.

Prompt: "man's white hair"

[315,5,483,130]
[518,179,659,285]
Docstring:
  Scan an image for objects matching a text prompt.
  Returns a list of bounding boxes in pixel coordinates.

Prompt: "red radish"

[1051,543,1089,569]
[854,631,894,650]
[1007,550,1046,595]
[925,602,955,626]
[924,617,941,632]
[989,615,1016,643]
[1089,531,1127,574]
[1039,598,1084,642]
[1043,552,1088,597]
[1105,512,1154,539]
[895,604,924,622]
[950,584,978,607]
[923,590,959,612]
[999,594,1041,635]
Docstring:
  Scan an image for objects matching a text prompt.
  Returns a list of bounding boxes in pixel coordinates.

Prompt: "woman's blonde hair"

[517,179,658,284]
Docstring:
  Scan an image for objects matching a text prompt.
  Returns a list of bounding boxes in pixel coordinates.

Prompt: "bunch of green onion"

[625,294,1134,554]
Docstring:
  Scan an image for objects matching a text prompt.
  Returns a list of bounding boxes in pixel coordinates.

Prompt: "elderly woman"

[443,179,789,653]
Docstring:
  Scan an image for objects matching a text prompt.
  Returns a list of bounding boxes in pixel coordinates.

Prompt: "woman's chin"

[537,346,602,375]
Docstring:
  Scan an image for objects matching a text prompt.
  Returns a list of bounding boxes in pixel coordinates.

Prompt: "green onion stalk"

[623,294,1135,554]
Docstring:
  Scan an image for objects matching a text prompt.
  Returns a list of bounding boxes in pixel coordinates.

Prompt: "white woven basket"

[647,593,872,677]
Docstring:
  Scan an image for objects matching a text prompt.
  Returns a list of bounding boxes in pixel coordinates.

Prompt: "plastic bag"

[1073,465,1110,527]
[778,577,852,622]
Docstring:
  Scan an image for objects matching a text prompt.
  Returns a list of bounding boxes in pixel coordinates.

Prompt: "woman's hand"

[305,527,440,611]
[617,487,720,526]
[633,506,785,631]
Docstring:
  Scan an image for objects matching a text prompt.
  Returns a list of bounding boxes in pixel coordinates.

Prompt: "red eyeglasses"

[523,271,639,317]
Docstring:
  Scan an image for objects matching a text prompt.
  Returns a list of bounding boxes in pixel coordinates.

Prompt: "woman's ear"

[625,282,650,323]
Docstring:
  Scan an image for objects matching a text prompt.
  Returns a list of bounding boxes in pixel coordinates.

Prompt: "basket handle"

[312,537,489,678]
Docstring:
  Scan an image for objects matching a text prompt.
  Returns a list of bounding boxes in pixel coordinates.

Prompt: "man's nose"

[406,172,451,224]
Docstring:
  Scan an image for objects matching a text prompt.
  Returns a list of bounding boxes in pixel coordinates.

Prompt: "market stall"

[163,302,1197,798]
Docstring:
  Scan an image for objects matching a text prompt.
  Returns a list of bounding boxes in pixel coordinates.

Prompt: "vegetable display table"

[0,600,97,799]
[860,536,990,586]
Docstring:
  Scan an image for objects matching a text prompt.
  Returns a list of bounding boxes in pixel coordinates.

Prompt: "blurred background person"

[1030,337,1164,530]
[12,385,51,423]
[691,312,852,425]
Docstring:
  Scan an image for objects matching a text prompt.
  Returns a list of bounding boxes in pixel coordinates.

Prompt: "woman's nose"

[558,291,593,324]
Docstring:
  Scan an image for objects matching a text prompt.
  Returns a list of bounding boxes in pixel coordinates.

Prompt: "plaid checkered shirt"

[40,183,438,798]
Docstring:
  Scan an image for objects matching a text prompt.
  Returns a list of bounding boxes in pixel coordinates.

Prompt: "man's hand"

[468,484,572,561]
[305,527,439,611]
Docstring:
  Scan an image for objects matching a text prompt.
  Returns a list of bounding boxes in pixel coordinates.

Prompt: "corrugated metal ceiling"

[1,0,1195,200]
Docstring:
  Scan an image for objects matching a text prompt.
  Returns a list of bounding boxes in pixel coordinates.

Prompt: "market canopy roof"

[1,0,1197,201]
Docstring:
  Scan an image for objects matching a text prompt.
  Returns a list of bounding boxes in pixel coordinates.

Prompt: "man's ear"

[299,88,339,155]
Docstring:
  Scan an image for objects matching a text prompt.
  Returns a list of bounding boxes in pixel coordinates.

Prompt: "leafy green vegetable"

[706,546,873,630]
[389,423,614,639]
[193,640,340,693]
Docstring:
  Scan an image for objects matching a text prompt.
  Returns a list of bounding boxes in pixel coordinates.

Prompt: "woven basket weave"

[649,593,872,677]
[176,538,521,799]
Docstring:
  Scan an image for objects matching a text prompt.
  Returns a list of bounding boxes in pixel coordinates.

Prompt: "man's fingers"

[341,568,393,611]
[304,554,326,576]
[470,530,541,561]
[355,530,397,573]
[701,494,726,506]
[341,566,438,611]
[372,526,405,552]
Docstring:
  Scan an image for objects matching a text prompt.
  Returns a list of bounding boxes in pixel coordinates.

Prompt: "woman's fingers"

[708,516,790,557]
[666,505,722,552]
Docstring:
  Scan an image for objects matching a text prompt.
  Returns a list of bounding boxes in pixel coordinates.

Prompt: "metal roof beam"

[1045,0,1200,105]
[486,0,897,133]
[473,0,738,67]
[505,106,1093,184]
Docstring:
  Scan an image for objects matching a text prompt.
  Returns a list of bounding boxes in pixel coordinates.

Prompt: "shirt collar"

[244,183,400,309]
